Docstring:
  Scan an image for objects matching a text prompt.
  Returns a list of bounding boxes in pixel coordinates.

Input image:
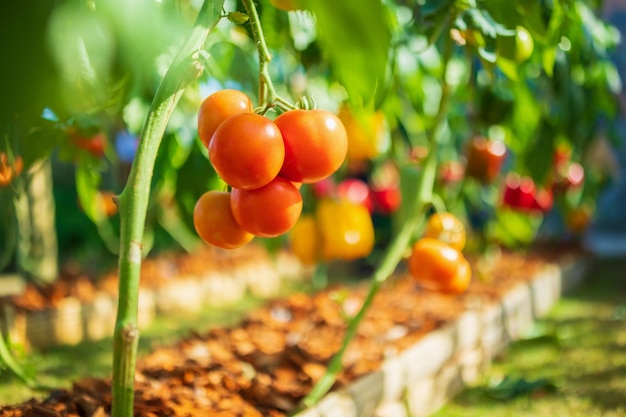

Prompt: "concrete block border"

[0,249,308,349]
[295,257,590,417]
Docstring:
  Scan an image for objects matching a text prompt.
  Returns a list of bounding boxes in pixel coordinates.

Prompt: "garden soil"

[0,245,583,417]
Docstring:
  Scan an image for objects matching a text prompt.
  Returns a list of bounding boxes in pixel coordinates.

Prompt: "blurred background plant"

[0,0,622,286]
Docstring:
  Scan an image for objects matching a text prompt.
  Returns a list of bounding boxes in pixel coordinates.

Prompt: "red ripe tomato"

[193,191,254,249]
[197,89,253,149]
[408,238,472,295]
[230,176,303,237]
[274,109,348,183]
[209,113,285,190]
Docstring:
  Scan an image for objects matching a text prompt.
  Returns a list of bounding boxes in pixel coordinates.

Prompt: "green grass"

[434,258,626,417]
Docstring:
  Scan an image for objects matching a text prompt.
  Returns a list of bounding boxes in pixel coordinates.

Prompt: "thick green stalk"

[297,34,455,412]
[110,2,224,417]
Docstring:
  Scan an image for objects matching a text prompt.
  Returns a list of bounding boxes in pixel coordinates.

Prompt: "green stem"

[241,0,292,112]
[297,33,455,412]
[110,2,224,417]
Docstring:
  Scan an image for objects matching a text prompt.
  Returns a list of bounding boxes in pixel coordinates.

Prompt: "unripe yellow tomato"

[289,214,319,265]
[315,198,375,261]
[338,105,390,163]
[423,213,467,251]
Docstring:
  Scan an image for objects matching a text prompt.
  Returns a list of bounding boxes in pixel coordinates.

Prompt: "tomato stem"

[110,2,224,417]
[296,31,456,413]
[241,0,296,113]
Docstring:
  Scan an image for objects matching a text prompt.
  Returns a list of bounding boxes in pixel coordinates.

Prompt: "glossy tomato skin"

[315,198,375,261]
[465,136,507,184]
[274,109,348,183]
[230,176,303,238]
[198,89,253,148]
[289,214,319,265]
[193,191,254,249]
[209,113,285,190]
[423,213,467,251]
[408,238,471,295]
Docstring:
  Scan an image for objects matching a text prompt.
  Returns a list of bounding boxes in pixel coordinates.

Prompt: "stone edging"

[294,257,589,417]
[0,250,307,349]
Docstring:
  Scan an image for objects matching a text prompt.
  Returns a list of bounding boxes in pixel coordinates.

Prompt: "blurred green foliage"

[0,0,622,269]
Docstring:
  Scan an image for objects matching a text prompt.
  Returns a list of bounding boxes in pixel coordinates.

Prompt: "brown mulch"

[0,248,582,417]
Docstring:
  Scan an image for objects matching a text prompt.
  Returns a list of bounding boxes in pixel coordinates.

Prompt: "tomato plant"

[197,89,253,148]
[209,112,285,190]
[274,109,348,183]
[423,213,467,251]
[193,190,254,249]
[408,238,472,295]
[230,176,303,238]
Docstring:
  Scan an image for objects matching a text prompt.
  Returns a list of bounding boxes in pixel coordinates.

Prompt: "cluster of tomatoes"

[409,213,472,295]
[193,89,348,250]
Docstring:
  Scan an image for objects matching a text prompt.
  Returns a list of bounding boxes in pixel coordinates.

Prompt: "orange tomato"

[197,89,253,148]
[209,113,285,190]
[230,176,303,237]
[274,109,348,183]
[193,191,254,249]
[408,238,472,295]
[423,213,467,251]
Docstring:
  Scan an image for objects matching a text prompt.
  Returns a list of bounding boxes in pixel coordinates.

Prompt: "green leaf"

[305,0,392,104]
[75,161,102,223]
[487,209,542,248]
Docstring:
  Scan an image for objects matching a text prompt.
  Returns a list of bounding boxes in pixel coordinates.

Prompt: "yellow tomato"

[423,213,467,251]
[289,214,319,265]
[338,105,390,163]
[315,198,375,261]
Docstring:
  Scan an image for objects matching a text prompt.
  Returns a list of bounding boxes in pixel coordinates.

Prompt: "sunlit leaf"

[304,0,392,104]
